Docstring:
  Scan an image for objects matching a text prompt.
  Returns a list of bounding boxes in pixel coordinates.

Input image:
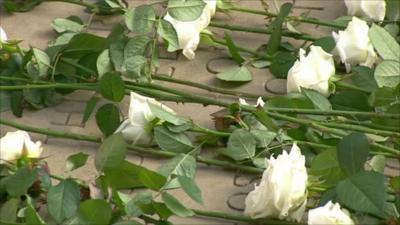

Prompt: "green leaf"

[250,129,276,148]
[47,179,81,223]
[103,161,143,189]
[310,149,345,185]
[78,200,112,225]
[331,91,373,112]
[337,171,386,218]
[252,110,279,132]
[99,72,125,102]
[154,125,193,153]
[386,0,400,21]
[351,66,378,92]
[369,87,398,107]
[139,167,167,191]
[122,55,148,79]
[337,133,369,176]
[302,88,332,110]
[161,192,194,217]
[158,153,196,178]
[266,3,293,55]
[369,155,386,174]
[158,19,180,52]
[26,197,46,225]
[269,51,296,78]
[149,103,186,126]
[374,60,400,88]
[95,103,121,136]
[216,66,252,82]
[224,33,244,64]
[369,24,400,61]
[95,133,127,172]
[26,48,50,78]
[10,90,24,117]
[97,50,112,78]
[63,33,106,57]
[4,167,37,197]
[312,36,336,53]
[52,18,83,33]
[0,198,19,223]
[124,35,151,57]
[82,95,100,124]
[167,0,206,21]
[125,5,156,34]
[66,152,89,172]
[226,129,257,161]
[177,176,203,204]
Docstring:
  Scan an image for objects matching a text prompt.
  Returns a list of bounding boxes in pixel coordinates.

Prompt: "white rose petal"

[287,46,335,96]
[238,97,265,107]
[244,143,308,222]
[116,92,174,145]
[344,0,386,21]
[164,0,217,60]
[0,27,7,42]
[0,131,43,163]
[332,17,378,72]
[308,201,355,225]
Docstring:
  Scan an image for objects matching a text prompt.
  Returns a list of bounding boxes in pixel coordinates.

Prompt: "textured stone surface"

[1,1,397,224]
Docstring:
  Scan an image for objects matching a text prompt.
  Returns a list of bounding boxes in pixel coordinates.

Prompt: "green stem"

[319,122,400,138]
[335,81,370,93]
[229,6,346,29]
[0,83,96,91]
[209,21,317,41]
[192,209,303,225]
[152,74,269,99]
[0,118,262,174]
[209,36,270,59]
[264,111,400,156]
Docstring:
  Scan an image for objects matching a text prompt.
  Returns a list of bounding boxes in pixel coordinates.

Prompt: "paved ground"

[1,1,397,224]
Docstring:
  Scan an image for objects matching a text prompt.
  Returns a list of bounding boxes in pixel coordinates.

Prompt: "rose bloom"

[308,201,355,225]
[244,143,308,222]
[332,17,378,72]
[0,131,43,163]
[287,46,335,96]
[344,0,386,21]
[164,0,217,59]
[115,92,174,145]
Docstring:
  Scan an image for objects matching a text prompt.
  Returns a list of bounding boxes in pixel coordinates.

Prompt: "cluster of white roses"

[244,144,355,224]
[164,0,217,60]
[287,0,386,96]
[0,131,43,163]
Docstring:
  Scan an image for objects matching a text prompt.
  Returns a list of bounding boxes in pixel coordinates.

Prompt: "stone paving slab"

[0,1,398,224]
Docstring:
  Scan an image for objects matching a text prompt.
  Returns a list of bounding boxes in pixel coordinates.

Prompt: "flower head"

[244,143,308,222]
[287,46,335,96]
[344,0,386,21]
[164,0,217,59]
[308,201,355,225]
[0,131,43,163]
[332,17,378,72]
[115,92,174,145]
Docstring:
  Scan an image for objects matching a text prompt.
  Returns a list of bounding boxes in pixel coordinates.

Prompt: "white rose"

[0,27,7,42]
[308,201,355,225]
[344,0,386,21]
[115,92,174,145]
[332,17,378,72]
[0,131,43,163]
[164,0,217,60]
[287,46,335,96]
[239,97,265,108]
[244,143,308,222]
